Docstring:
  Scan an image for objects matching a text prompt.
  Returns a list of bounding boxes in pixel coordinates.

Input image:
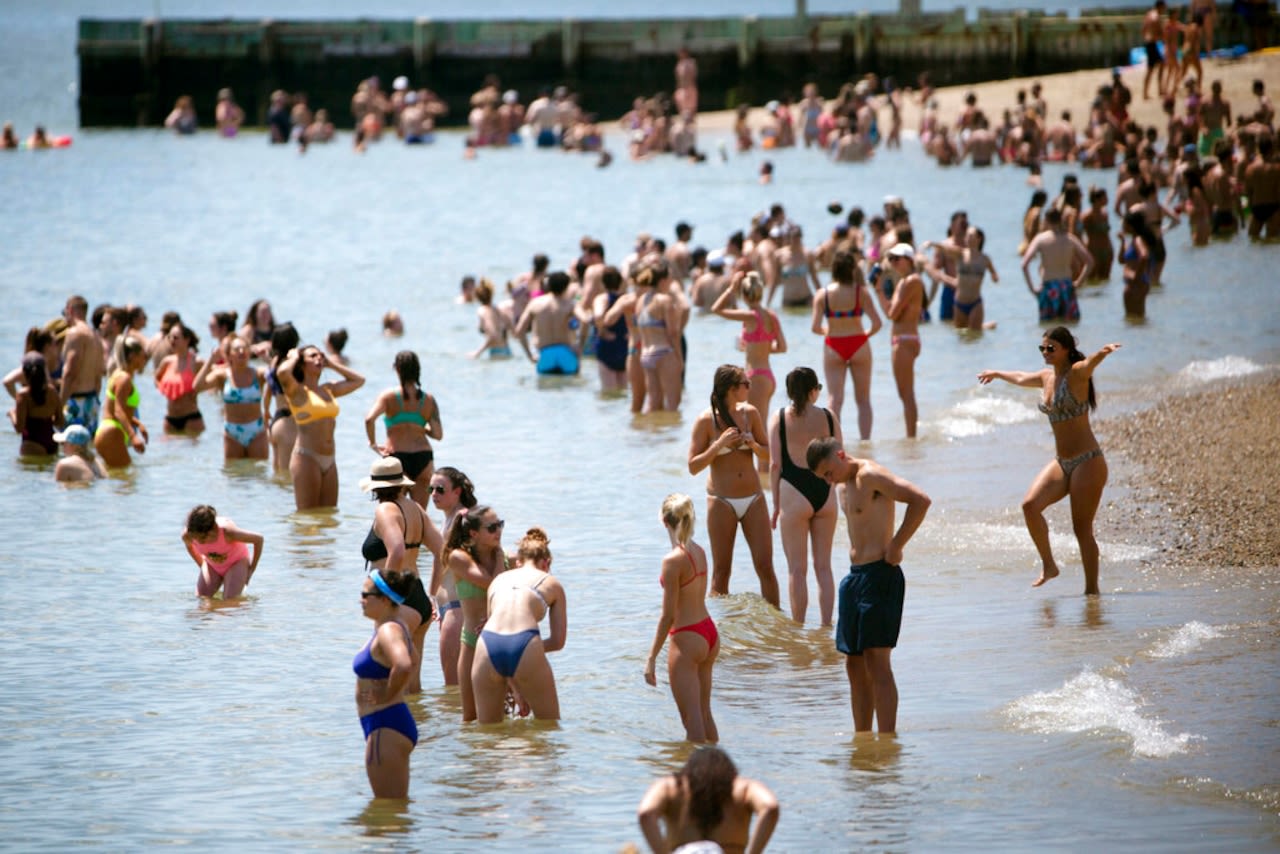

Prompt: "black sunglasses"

[484,519,505,534]
[361,590,384,599]
[1039,344,1058,354]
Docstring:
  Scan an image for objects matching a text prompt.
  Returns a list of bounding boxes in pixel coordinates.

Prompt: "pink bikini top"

[740,310,776,344]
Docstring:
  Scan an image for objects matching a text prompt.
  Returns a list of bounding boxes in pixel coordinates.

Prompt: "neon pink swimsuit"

[740,310,777,344]
[191,521,249,575]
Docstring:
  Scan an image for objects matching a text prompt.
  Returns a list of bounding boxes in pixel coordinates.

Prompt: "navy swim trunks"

[836,559,905,656]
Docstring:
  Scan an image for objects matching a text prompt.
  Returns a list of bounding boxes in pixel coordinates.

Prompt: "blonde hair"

[517,527,552,564]
[740,271,764,304]
[661,493,695,545]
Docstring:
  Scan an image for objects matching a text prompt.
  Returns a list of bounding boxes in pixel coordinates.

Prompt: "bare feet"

[1032,565,1060,587]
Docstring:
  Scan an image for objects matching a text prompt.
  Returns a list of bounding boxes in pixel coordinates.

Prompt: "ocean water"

[3,6,1280,853]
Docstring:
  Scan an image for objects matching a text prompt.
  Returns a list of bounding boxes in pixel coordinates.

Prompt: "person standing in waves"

[978,328,1121,595]
[807,437,931,734]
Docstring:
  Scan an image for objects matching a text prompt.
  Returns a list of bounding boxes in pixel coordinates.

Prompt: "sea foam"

[935,396,1039,439]
[1176,356,1266,385]
[1146,621,1225,660]
[1006,668,1196,758]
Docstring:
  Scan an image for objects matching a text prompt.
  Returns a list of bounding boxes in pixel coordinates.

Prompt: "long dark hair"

[445,503,492,558]
[786,366,820,415]
[1045,326,1096,409]
[291,345,320,382]
[436,466,477,509]
[709,364,745,430]
[680,748,738,838]
[394,350,424,404]
[22,353,48,406]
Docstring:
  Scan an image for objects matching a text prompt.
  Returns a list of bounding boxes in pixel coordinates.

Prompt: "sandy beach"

[657,50,1280,136]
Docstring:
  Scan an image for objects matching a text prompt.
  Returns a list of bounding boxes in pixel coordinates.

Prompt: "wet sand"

[1099,373,1280,569]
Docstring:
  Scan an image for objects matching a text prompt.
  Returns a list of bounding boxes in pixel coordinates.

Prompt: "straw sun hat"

[359,457,416,492]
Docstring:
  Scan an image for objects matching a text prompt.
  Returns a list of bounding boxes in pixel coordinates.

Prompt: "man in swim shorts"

[515,270,581,376]
[59,295,106,433]
[1141,1,1167,101]
[806,437,931,734]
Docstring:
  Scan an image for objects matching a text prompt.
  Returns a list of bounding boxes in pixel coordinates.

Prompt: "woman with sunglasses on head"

[645,494,719,742]
[768,367,843,626]
[361,457,442,695]
[354,568,418,799]
[154,323,206,435]
[364,351,442,507]
[426,466,476,686]
[191,336,269,460]
[978,328,1121,595]
[444,504,507,721]
[277,344,365,510]
[472,527,567,723]
[712,271,786,474]
[811,249,882,439]
[688,364,779,608]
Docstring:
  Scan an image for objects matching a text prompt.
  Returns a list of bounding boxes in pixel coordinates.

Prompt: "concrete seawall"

[77,4,1272,128]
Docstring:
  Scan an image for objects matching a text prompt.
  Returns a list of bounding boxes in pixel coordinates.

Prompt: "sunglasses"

[361,589,384,599]
[484,519,505,534]
[429,485,448,494]
[1038,344,1058,354]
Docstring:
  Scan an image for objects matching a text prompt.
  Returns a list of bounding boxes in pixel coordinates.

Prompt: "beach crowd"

[8,11,1278,847]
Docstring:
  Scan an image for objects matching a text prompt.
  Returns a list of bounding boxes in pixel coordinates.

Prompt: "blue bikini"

[353,624,418,745]
[479,576,551,678]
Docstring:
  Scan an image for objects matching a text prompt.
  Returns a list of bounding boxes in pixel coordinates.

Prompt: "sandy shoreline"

[1098,373,1280,570]
[637,50,1280,136]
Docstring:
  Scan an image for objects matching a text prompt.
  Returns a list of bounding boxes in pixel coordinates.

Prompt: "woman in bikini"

[277,344,365,510]
[811,249,882,439]
[364,351,442,507]
[239,298,277,360]
[426,466,476,686]
[154,323,205,435]
[711,271,786,473]
[472,527,567,723]
[978,328,1121,595]
[885,243,926,439]
[1018,190,1049,256]
[191,336,269,461]
[687,365,779,609]
[768,367,843,626]
[1119,211,1155,318]
[181,504,264,600]
[770,226,821,307]
[445,504,506,722]
[924,227,1000,331]
[262,323,300,475]
[361,456,442,695]
[603,262,683,412]
[93,337,149,468]
[644,493,719,743]
[353,568,418,798]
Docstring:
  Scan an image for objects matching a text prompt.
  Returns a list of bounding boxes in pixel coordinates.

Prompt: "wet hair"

[709,364,746,433]
[1044,326,1096,409]
[532,254,550,274]
[786,366,820,415]
[327,328,348,355]
[846,206,865,228]
[516,527,552,565]
[435,466,477,508]
[831,250,859,285]
[661,493,695,545]
[22,353,48,406]
[270,322,300,365]
[679,747,738,838]
[546,271,571,296]
[394,350,423,402]
[186,504,218,535]
[211,311,238,336]
[805,435,842,471]
[445,503,494,557]
[740,271,764,304]
[602,266,623,292]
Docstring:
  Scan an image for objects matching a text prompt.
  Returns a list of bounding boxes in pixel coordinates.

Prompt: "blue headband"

[369,570,405,605]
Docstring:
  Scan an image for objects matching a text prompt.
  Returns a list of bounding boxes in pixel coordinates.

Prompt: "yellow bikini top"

[291,385,340,424]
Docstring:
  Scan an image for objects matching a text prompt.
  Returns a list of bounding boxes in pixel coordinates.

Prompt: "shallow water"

[3,28,1280,852]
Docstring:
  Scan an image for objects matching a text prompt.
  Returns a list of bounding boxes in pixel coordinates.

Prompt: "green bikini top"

[107,377,140,409]
[455,551,507,600]
[383,391,429,428]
